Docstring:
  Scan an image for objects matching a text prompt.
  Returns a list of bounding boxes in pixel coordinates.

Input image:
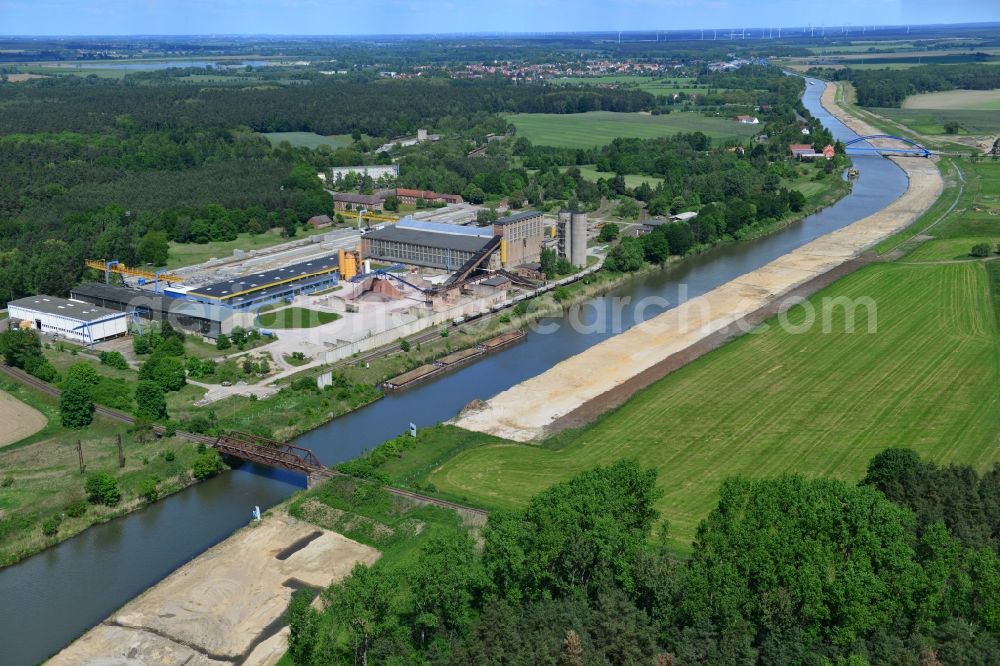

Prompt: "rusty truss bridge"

[212,431,326,477]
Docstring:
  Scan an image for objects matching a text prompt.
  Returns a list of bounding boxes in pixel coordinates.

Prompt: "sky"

[1,0,997,36]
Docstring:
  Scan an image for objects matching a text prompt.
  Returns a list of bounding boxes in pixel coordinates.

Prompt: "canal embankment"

[454,82,944,442]
[48,510,379,666]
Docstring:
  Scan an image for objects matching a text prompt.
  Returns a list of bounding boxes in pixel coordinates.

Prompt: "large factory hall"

[6,209,595,362]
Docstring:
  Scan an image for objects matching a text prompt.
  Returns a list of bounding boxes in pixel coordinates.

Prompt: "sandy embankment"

[455,82,943,442]
[49,512,380,666]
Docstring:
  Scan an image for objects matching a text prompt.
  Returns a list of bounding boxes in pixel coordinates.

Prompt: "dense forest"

[0,76,649,306]
[0,78,653,136]
[288,451,1000,665]
[815,64,1000,107]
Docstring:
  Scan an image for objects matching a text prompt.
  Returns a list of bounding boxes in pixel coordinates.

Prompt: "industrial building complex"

[5,202,584,360]
[70,282,235,339]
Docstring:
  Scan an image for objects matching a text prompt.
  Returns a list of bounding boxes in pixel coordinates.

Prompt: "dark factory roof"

[364,225,492,253]
[187,253,340,302]
[496,210,541,226]
[70,282,232,322]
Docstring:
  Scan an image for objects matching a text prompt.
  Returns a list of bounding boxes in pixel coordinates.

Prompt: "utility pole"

[117,434,125,468]
[77,440,86,474]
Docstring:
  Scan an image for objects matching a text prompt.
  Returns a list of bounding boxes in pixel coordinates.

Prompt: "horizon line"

[3,20,1000,40]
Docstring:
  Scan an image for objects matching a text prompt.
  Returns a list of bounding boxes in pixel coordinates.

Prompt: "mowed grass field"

[551,75,715,96]
[902,159,1000,261]
[428,261,999,551]
[902,89,1000,110]
[561,165,664,188]
[257,306,340,329]
[507,111,758,149]
[262,132,355,149]
[872,107,1000,135]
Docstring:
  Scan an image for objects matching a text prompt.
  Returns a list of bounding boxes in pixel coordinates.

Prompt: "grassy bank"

[352,257,1000,553]
[0,378,213,568]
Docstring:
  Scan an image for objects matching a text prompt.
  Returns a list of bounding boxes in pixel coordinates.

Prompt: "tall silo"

[570,212,587,267]
[557,209,572,261]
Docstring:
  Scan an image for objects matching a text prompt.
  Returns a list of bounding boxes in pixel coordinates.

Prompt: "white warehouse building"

[7,295,128,345]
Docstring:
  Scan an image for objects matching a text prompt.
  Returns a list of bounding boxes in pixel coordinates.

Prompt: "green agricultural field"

[551,75,712,96]
[899,159,1000,261]
[261,132,355,149]
[257,307,340,329]
[870,107,1000,135]
[506,111,758,149]
[903,89,1000,111]
[560,165,664,188]
[424,260,999,552]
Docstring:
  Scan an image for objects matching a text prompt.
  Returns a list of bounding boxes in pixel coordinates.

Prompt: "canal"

[0,79,911,665]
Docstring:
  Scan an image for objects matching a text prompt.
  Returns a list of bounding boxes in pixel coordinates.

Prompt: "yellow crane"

[85,259,181,289]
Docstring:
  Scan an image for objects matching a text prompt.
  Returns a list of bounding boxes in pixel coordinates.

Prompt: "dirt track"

[455,82,943,442]
[0,389,47,448]
[49,512,380,665]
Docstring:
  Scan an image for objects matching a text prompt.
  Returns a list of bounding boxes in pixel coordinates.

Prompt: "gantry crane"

[85,259,181,291]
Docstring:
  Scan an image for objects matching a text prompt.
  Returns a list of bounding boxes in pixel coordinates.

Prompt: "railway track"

[1,362,489,518]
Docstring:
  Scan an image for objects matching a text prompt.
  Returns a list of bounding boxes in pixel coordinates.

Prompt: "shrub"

[136,477,158,503]
[41,515,62,537]
[216,333,232,350]
[400,339,411,353]
[63,362,100,389]
[65,500,87,518]
[1,476,13,488]
[91,378,134,411]
[597,222,620,242]
[192,450,225,480]
[99,351,129,370]
[163,450,176,462]
[291,376,318,392]
[84,472,121,506]
[970,242,991,258]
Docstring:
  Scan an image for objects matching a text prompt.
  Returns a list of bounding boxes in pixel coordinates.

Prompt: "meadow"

[256,306,340,329]
[898,159,1000,261]
[869,107,1000,136]
[0,378,203,567]
[902,89,1000,111]
[506,110,758,149]
[551,75,713,96]
[425,259,999,551]
[261,131,355,149]
[559,164,664,188]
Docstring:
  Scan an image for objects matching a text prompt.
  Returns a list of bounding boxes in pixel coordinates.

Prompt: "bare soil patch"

[0,389,47,448]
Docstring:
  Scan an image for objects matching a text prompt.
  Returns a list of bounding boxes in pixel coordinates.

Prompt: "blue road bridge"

[844,135,932,157]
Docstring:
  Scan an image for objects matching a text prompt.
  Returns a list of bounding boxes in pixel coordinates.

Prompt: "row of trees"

[822,64,1000,107]
[288,453,1000,664]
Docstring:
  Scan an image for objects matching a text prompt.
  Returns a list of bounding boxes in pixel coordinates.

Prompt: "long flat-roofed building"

[7,295,128,344]
[361,217,498,272]
[70,282,234,339]
[184,254,341,310]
